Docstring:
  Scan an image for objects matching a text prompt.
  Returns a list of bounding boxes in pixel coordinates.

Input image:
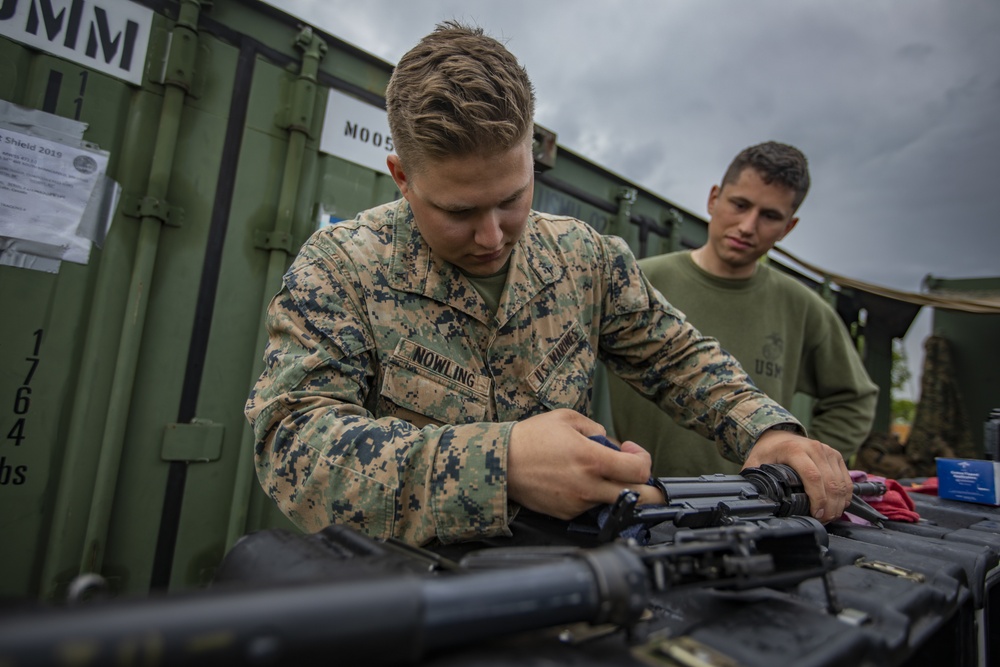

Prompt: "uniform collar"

[388,199,562,325]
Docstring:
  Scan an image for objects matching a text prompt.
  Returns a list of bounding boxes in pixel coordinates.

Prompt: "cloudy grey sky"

[267,0,999,396]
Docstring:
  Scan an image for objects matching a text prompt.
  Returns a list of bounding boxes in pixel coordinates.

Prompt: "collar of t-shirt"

[460,260,511,316]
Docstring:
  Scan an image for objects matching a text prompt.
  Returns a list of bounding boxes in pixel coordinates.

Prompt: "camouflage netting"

[855,431,954,480]
[856,335,973,478]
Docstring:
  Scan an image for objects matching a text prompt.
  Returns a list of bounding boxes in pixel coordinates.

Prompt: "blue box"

[936,457,1000,506]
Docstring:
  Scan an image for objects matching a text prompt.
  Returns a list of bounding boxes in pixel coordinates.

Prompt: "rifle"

[0,519,830,667]
[597,462,889,542]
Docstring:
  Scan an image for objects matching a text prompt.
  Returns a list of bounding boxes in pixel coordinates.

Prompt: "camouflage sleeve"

[597,235,803,462]
[244,252,511,546]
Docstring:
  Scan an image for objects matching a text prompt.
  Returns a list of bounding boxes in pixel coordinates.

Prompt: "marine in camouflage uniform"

[245,198,803,545]
[245,21,852,547]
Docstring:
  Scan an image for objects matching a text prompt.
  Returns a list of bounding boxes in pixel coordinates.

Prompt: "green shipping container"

[0,0,714,599]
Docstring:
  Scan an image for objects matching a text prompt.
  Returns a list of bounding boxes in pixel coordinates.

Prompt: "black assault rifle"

[597,462,889,543]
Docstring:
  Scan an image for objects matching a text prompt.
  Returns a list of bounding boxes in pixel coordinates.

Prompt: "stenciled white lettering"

[343,120,393,153]
[0,0,152,85]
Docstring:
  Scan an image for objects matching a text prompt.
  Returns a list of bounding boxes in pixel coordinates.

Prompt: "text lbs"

[0,457,27,486]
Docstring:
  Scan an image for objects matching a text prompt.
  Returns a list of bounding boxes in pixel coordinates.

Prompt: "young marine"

[245,22,853,546]
[609,142,878,477]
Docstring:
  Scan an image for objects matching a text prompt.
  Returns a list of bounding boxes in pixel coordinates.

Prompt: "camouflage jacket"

[245,199,801,545]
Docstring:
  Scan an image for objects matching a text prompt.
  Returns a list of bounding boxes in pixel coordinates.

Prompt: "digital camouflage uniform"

[245,199,802,546]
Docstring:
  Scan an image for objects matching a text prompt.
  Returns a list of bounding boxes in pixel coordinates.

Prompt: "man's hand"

[743,428,852,523]
[507,409,664,519]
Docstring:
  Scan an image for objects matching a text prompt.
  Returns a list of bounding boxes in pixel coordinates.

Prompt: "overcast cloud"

[266,0,1000,396]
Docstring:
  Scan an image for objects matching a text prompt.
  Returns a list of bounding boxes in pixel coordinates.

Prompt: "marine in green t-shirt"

[609,142,878,477]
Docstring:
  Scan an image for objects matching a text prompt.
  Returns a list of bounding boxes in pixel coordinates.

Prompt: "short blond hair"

[386,21,536,172]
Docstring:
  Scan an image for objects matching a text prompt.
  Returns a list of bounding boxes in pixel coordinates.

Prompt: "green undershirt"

[461,261,509,317]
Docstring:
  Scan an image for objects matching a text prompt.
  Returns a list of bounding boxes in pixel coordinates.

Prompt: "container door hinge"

[161,419,224,462]
[255,229,294,253]
[855,558,926,583]
[121,193,184,228]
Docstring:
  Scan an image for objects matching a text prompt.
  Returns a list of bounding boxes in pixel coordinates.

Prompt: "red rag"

[868,478,920,522]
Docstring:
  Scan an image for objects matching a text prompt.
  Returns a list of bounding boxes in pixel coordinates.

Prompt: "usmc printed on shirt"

[754,332,785,380]
[381,339,492,428]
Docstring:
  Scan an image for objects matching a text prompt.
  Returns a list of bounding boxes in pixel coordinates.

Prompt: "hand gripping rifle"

[0,519,831,667]
[597,462,889,543]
